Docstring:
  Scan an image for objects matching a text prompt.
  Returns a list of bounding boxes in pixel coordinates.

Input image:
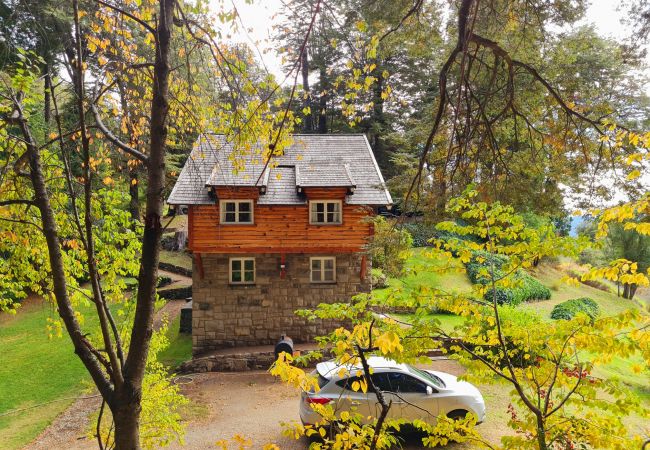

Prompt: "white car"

[300,357,486,427]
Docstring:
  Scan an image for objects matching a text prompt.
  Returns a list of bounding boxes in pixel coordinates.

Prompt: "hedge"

[550,298,600,322]
[465,250,509,284]
[465,251,551,305]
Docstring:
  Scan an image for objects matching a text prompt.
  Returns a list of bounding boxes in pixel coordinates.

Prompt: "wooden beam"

[191,246,364,254]
[360,255,367,281]
[194,253,204,279]
[187,206,194,250]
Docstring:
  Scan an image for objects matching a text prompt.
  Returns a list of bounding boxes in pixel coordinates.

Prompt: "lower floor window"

[230,257,255,284]
[311,257,336,283]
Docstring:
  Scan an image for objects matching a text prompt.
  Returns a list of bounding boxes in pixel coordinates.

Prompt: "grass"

[373,247,472,300]
[162,214,187,231]
[525,262,640,318]
[0,298,96,450]
[159,314,192,368]
[372,248,472,331]
[0,296,188,450]
[160,249,193,271]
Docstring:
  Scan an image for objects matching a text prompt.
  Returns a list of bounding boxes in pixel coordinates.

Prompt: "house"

[167,134,392,355]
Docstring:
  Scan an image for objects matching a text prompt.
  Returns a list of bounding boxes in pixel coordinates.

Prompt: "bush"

[157,276,173,288]
[550,298,600,322]
[402,222,438,247]
[465,250,509,285]
[371,268,389,289]
[511,270,551,303]
[368,217,413,277]
[468,252,551,304]
[484,287,515,305]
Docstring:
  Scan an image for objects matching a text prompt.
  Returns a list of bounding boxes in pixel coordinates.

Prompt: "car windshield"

[406,365,446,388]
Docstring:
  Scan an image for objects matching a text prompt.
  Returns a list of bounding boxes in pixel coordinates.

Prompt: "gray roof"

[167,134,392,206]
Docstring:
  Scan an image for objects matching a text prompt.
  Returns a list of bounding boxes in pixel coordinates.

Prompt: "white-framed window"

[309,200,342,224]
[229,257,255,284]
[310,257,336,283]
[220,200,254,224]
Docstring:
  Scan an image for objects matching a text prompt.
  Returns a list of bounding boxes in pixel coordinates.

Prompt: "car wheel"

[446,409,469,421]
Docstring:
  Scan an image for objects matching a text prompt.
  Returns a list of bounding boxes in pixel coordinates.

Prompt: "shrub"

[511,270,551,303]
[368,217,413,277]
[465,250,509,285]
[157,276,173,288]
[402,222,438,247]
[550,298,600,322]
[484,287,515,305]
[371,268,389,289]
[470,254,551,304]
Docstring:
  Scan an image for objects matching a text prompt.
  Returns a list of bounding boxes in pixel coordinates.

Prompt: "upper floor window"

[310,200,342,225]
[220,200,254,224]
[230,257,255,284]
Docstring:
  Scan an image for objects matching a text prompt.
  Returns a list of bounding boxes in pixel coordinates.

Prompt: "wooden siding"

[189,202,374,253]
[301,187,349,199]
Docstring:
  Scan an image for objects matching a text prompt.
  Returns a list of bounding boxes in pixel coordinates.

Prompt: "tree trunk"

[301,49,313,132]
[121,0,173,407]
[536,413,548,450]
[111,385,142,450]
[623,283,637,300]
[318,65,328,133]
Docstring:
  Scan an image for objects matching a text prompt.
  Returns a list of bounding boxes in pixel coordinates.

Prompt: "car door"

[384,372,439,422]
[332,375,375,421]
[366,372,403,421]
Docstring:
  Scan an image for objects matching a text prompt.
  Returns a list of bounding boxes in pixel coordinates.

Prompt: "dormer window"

[310,200,342,225]
[220,200,254,224]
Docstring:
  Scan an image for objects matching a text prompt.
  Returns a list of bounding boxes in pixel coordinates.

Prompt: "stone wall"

[192,253,371,355]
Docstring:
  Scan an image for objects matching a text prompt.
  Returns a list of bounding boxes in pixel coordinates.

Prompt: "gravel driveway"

[28,358,505,449]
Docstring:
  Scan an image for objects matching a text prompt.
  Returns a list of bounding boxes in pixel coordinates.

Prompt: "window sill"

[220,222,255,226]
[310,281,337,285]
[228,283,256,287]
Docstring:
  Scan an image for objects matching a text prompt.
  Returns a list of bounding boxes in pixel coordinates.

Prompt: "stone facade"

[192,253,371,355]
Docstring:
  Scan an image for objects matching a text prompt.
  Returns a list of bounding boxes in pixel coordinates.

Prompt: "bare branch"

[91,104,149,163]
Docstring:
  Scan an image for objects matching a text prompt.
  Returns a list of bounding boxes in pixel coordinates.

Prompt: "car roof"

[316,357,409,380]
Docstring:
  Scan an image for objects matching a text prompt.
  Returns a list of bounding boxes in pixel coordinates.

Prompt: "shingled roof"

[167,134,392,206]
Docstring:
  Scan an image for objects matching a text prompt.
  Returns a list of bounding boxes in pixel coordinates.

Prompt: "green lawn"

[159,314,192,368]
[160,250,193,271]
[162,214,187,231]
[373,248,472,300]
[0,299,95,450]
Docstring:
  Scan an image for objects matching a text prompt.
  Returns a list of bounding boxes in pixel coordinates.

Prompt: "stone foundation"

[192,253,370,355]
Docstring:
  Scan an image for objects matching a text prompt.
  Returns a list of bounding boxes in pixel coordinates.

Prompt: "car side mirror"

[426,386,433,395]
